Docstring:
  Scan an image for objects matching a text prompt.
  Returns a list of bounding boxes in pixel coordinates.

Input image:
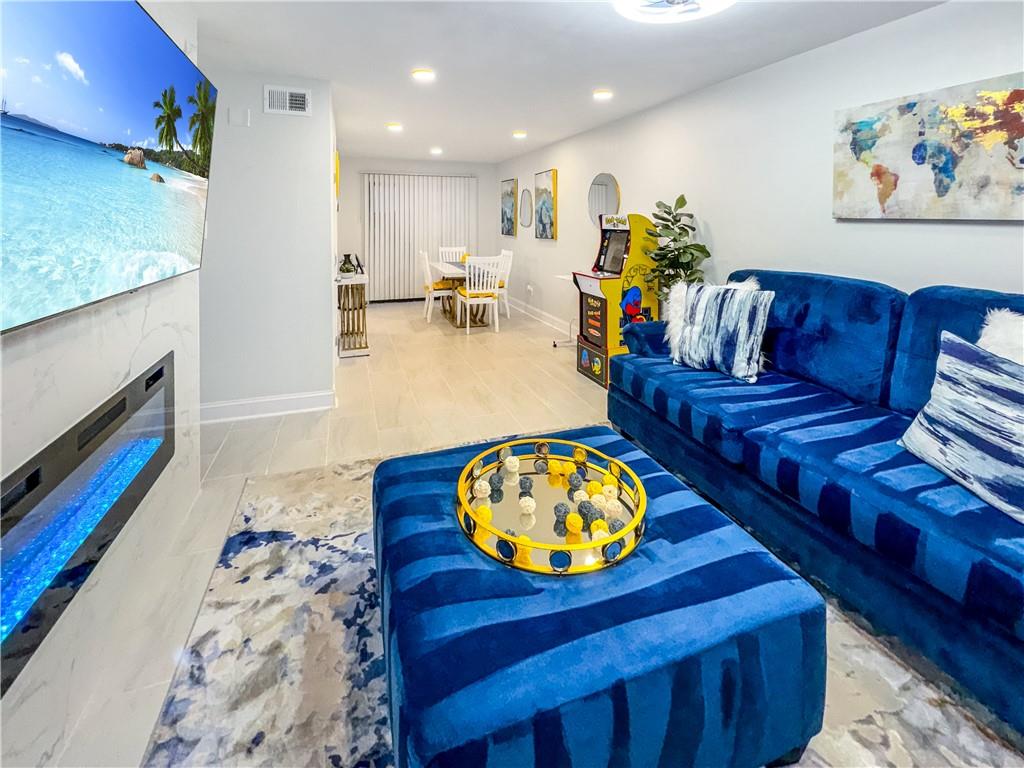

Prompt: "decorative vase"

[339,254,357,279]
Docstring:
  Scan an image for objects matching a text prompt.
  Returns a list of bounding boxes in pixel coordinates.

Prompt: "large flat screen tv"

[1,1,216,334]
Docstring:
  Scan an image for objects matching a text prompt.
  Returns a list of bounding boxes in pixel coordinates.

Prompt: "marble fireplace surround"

[0,273,201,765]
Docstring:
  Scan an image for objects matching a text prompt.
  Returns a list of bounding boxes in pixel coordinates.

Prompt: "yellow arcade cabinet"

[573,213,660,387]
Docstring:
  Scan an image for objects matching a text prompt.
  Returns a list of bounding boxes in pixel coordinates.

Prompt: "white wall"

[198,63,336,421]
[0,8,202,764]
[337,155,498,269]
[497,1,1024,330]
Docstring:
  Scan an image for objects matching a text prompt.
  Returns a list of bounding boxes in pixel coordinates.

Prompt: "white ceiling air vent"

[263,85,312,116]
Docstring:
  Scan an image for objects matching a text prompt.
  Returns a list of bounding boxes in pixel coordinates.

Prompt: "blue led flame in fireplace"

[0,437,163,642]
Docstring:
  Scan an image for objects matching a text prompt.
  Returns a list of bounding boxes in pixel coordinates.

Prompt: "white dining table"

[433,261,466,279]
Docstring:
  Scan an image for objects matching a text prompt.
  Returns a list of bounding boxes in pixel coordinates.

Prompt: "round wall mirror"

[588,172,620,225]
[520,188,533,228]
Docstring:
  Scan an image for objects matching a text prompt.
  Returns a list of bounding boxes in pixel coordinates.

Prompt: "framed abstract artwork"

[833,73,1024,220]
[500,178,517,236]
[535,169,558,239]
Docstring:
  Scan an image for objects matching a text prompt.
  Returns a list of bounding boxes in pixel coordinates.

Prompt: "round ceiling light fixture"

[411,67,436,83]
[512,130,528,140]
[612,0,737,24]
[430,146,444,155]
[385,122,404,133]
[593,88,614,101]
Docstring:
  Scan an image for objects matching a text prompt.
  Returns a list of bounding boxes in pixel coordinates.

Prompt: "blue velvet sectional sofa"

[608,270,1024,740]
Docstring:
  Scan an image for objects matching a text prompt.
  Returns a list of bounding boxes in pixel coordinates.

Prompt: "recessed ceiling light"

[593,88,614,101]
[411,67,436,83]
[512,130,528,140]
[613,0,737,24]
[385,122,403,133]
[430,146,443,156]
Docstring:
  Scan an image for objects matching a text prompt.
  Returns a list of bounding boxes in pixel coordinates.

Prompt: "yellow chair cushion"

[498,280,506,288]
[427,279,454,291]
[460,253,469,264]
[457,285,495,299]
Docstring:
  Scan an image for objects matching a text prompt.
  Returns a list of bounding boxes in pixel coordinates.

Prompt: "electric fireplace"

[1,353,174,693]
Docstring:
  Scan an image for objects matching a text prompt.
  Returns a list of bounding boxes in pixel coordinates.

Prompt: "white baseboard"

[200,389,334,424]
[509,297,572,338]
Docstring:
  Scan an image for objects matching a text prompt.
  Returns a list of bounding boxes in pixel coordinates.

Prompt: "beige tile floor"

[201,301,607,477]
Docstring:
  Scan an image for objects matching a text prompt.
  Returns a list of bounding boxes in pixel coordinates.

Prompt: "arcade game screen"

[597,231,629,273]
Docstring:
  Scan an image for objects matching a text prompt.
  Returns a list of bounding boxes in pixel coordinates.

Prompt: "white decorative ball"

[590,494,608,511]
[603,484,619,500]
[503,456,521,473]
[592,530,609,543]
[503,471,520,487]
[473,479,491,498]
[519,496,537,514]
[606,499,625,517]
[572,490,589,504]
[519,510,536,530]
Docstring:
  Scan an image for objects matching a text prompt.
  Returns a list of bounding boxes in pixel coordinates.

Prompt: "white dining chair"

[439,246,467,264]
[456,256,501,334]
[420,250,452,323]
[496,249,514,319]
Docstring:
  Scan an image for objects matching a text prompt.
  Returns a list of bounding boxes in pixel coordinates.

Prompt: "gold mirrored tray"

[456,438,647,575]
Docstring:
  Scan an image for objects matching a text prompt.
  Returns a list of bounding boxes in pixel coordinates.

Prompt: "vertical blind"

[362,173,479,301]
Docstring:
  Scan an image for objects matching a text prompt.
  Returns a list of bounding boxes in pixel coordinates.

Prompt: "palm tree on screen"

[153,85,204,174]
[187,79,215,171]
[153,86,183,153]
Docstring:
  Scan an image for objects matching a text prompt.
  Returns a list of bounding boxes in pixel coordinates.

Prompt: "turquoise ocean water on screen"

[1,114,206,331]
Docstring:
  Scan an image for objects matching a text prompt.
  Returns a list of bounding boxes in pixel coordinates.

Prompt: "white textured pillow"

[977,308,1024,365]
[664,276,759,363]
[665,282,690,363]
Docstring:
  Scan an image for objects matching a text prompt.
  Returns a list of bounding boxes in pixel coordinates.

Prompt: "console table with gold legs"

[336,274,370,358]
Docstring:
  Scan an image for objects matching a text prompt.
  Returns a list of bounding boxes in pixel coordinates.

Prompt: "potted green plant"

[643,194,711,297]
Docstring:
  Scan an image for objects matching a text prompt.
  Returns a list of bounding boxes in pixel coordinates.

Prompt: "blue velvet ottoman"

[372,425,826,768]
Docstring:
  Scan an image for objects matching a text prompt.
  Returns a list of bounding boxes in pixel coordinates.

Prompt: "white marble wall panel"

[1,273,201,766]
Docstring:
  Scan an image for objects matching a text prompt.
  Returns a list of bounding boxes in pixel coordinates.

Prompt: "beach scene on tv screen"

[0,1,216,332]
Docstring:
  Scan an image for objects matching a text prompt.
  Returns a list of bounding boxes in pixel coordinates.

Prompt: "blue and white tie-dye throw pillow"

[677,284,775,382]
[900,331,1024,523]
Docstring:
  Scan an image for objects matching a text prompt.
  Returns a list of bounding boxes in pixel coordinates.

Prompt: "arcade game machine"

[573,213,660,387]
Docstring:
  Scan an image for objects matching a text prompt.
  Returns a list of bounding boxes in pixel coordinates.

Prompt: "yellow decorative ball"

[602,473,617,487]
[586,480,603,497]
[547,473,563,488]
[566,512,584,534]
[591,518,609,535]
[514,535,533,567]
[472,506,492,544]
[548,459,563,475]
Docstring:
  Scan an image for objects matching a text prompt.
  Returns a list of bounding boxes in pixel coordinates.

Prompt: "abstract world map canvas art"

[833,73,1024,220]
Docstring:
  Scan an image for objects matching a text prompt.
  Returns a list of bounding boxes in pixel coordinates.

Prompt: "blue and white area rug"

[143,459,1022,767]
[143,459,392,768]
